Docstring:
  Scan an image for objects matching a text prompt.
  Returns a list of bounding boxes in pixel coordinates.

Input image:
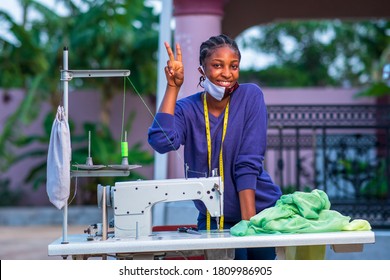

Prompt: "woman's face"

[202,46,240,88]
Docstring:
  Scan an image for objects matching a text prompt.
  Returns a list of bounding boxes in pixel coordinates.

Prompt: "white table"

[48,230,375,260]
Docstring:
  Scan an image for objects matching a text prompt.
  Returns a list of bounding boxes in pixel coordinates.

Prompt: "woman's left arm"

[239,189,256,220]
[235,85,268,220]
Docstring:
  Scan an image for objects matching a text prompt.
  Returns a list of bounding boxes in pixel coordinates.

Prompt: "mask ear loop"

[198,65,205,75]
[198,75,205,88]
[198,66,206,88]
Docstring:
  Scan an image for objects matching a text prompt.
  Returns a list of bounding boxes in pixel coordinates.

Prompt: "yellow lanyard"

[203,93,229,231]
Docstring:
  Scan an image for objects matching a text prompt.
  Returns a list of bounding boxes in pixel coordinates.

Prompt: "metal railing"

[266,104,390,228]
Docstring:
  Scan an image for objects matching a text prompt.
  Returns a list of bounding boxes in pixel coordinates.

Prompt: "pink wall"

[263,87,375,105]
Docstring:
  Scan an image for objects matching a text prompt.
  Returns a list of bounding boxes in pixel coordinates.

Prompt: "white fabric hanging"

[46,106,71,209]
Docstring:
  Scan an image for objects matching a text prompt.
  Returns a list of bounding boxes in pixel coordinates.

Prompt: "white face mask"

[203,77,226,101]
[200,66,226,101]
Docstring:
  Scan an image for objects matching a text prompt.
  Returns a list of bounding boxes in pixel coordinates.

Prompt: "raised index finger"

[164,42,175,61]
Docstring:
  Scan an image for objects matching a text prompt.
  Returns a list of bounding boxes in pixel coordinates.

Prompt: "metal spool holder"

[60,47,132,244]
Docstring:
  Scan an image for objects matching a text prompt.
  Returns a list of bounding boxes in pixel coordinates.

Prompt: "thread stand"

[61,47,139,244]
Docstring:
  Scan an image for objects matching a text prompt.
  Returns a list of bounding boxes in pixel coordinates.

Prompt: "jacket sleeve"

[234,86,267,192]
[148,101,188,154]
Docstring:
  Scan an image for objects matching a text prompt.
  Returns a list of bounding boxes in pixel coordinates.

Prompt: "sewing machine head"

[103,177,223,238]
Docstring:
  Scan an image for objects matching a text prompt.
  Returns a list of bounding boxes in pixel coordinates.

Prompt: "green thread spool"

[121,142,128,157]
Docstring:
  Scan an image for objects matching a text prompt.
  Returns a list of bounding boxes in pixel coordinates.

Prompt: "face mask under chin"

[203,78,239,101]
[203,77,225,101]
[200,66,239,101]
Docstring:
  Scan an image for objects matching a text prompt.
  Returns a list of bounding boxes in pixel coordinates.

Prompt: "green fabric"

[230,189,371,236]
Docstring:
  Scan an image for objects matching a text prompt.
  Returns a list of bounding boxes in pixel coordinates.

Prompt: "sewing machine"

[98,176,223,239]
[48,175,376,260]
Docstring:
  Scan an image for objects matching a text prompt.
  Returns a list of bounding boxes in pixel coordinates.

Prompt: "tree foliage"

[0,0,158,156]
[0,0,158,198]
[239,19,390,88]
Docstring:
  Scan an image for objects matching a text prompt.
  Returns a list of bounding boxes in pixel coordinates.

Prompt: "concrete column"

[168,0,224,178]
[174,0,224,100]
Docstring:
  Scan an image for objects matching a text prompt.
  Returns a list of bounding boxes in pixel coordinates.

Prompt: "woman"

[148,34,282,259]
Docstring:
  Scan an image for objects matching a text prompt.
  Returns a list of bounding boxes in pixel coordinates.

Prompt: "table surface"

[48,230,375,256]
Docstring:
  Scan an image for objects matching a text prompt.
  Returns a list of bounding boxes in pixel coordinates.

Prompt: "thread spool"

[121,141,128,158]
[121,131,129,166]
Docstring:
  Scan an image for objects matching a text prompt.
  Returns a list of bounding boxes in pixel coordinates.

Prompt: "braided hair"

[199,34,241,67]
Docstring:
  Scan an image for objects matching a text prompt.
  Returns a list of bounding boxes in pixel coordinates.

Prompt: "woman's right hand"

[164,42,184,88]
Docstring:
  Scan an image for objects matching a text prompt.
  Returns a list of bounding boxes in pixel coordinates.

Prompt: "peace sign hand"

[164,42,184,88]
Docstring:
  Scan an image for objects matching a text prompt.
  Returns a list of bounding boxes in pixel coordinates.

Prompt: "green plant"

[0,0,159,173]
[239,20,390,87]
[354,81,390,98]
[281,185,312,195]
[354,44,390,99]
[0,178,21,206]
[71,114,154,203]
[10,110,61,190]
[360,159,389,199]
[329,156,389,199]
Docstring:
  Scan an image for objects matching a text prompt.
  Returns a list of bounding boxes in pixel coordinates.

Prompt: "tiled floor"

[0,225,86,260]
